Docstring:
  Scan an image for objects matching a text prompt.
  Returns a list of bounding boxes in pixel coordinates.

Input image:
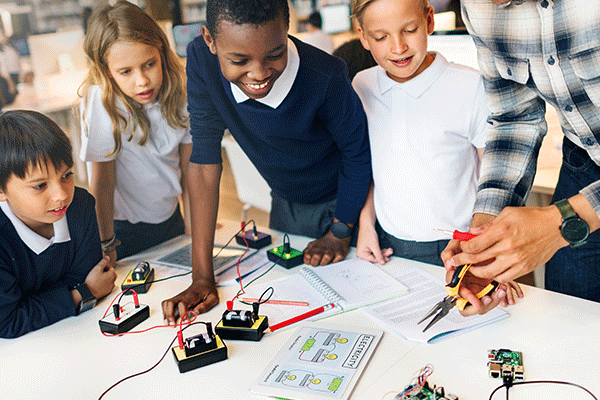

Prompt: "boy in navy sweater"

[0,110,116,338]
[161,0,371,323]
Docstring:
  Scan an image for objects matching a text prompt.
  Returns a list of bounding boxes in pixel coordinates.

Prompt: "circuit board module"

[487,349,524,381]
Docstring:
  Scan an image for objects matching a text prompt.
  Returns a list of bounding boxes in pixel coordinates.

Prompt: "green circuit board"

[487,349,524,381]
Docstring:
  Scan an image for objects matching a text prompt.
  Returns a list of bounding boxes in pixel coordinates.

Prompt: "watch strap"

[555,198,576,221]
[330,221,353,239]
[74,283,96,315]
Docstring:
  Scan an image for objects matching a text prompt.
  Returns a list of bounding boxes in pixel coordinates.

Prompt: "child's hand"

[445,268,523,317]
[104,249,117,268]
[303,232,350,266]
[499,280,523,307]
[84,255,117,299]
[161,277,219,325]
[356,225,392,265]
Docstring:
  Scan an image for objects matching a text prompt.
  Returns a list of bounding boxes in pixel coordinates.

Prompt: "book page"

[362,266,508,343]
[304,259,408,310]
[250,323,383,400]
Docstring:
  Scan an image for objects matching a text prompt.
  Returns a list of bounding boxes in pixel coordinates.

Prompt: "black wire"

[489,380,598,400]
[213,219,255,258]
[98,322,211,400]
[257,287,274,304]
[119,220,256,294]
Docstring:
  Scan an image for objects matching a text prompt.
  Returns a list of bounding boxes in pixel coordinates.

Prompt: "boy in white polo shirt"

[352,0,487,267]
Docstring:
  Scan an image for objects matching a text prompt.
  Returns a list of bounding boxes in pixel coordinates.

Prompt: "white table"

[1,220,599,400]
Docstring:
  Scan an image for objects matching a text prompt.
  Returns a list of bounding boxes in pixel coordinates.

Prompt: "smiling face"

[358,0,435,83]
[0,161,74,238]
[105,40,164,105]
[202,18,288,99]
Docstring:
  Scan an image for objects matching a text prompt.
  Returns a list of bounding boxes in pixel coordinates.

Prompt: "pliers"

[418,263,499,332]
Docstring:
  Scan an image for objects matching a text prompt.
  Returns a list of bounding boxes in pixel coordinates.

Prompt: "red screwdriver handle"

[453,230,477,241]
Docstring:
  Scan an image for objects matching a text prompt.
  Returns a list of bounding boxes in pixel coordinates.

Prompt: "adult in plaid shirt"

[441,0,600,314]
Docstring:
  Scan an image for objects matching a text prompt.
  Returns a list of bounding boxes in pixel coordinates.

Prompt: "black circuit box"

[99,302,150,334]
[172,335,227,373]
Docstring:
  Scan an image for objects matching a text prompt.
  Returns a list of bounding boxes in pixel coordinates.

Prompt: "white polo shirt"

[0,201,70,255]
[353,53,489,241]
[80,85,192,224]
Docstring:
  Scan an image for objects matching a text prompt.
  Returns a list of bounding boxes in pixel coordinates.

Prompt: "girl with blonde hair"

[79,0,191,263]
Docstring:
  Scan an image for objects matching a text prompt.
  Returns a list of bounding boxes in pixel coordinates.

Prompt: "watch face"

[562,218,589,244]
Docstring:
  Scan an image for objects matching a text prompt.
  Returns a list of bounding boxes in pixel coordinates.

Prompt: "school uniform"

[186,36,371,237]
[353,53,488,265]
[0,187,102,338]
[80,85,190,258]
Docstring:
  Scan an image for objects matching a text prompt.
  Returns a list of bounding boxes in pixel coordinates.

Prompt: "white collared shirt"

[230,38,300,109]
[80,86,192,224]
[0,201,71,255]
[353,53,489,241]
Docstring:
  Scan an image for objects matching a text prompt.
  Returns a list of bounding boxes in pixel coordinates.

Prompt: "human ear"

[201,25,217,54]
[357,25,371,51]
[426,6,435,35]
[0,188,7,202]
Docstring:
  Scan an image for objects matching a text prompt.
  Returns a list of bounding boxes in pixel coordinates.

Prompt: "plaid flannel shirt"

[462,0,600,218]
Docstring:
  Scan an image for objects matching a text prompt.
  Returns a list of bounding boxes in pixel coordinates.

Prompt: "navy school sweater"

[0,187,102,338]
[186,35,372,224]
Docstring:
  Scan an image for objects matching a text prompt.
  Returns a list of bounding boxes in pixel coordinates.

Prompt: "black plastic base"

[121,268,154,294]
[98,304,150,334]
[172,335,227,373]
[215,315,269,341]
[235,231,272,249]
[267,246,304,269]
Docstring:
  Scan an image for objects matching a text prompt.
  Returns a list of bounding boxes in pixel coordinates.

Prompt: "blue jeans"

[114,205,185,260]
[546,137,600,302]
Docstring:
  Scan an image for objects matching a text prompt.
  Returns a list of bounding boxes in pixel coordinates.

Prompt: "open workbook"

[362,266,509,344]
[242,259,408,328]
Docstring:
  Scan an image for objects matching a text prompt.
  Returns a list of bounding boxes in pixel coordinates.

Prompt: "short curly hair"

[206,0,289,38]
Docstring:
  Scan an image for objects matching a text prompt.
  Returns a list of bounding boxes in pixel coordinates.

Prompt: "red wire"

[228,225,250,304]
[100,290,197,337]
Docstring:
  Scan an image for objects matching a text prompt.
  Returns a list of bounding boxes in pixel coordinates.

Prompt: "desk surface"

[1,220,598,400]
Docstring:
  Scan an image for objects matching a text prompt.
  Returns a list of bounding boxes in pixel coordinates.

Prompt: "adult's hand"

[444,206,566,283]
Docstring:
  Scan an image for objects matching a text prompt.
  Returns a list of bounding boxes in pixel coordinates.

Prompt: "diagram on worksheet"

[251,323,383,400]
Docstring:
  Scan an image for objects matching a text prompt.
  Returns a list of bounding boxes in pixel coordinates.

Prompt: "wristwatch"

[330,221,354,239]
[73,283,96,315]
[555,198,589,248]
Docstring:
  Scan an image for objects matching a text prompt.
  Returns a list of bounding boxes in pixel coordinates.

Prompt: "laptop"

[157,243,258,275]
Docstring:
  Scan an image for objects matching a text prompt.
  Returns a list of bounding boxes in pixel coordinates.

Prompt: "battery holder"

[121,261,154,294]
[267,243,304,269]
[172,334,227,373]
[98,301,150,334]
[235,229,272,249]
[215,309,269,341]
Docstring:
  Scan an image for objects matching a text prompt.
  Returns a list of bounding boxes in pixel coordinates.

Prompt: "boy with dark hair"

[0,110,116,338]
[161,0,371,323]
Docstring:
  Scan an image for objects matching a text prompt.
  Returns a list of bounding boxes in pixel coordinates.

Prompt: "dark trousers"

[546,137,600,302]
[269,191,337,239]
[377,222,449,267]
[114,205,185,260]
